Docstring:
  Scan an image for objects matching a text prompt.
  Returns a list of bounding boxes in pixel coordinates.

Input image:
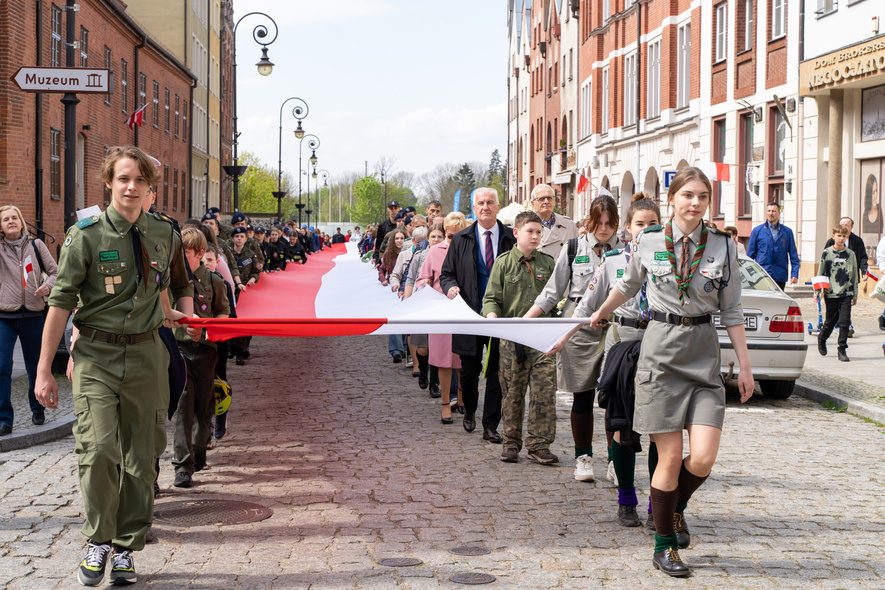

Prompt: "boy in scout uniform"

[34,146,194,586]
[229,226,259,365]
[481,211,558,465]
[171,229,229,489]
[201,212,244,291]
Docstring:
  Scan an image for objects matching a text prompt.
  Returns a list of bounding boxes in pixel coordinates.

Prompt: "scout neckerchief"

[105,210,151,289]
[517,253,534,275]
[664,219,707,306]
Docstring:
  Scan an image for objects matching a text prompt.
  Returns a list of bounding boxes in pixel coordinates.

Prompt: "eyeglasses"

[534,196,554,203]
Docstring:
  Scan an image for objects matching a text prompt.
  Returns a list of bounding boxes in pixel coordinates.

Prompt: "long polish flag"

[184,243,586,353]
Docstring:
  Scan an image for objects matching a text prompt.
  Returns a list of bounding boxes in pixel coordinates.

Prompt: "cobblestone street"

[2,334,885,589]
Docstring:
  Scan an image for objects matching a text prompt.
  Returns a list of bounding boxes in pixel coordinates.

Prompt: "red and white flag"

[576,174,590,194]
[698,161,731,182]
[22,255,34,289]
[867,268,880,282]
[812,275,830,291]
[126,104,148,130]
[182,243,584,353]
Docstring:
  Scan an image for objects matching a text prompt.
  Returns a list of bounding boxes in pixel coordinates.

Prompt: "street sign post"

[10,67,110,93]
[664,170,677,189]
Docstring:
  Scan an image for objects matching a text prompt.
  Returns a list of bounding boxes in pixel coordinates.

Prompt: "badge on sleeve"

[63,236,72,247]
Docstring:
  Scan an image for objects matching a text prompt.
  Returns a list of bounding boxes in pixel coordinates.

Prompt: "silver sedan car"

[714,256,808,399]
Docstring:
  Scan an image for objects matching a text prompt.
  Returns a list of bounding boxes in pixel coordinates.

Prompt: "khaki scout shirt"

[217,238,241,283]
[233,245,261,285]
[175,262,229,348]
[49,205,191,334]
[573,244,647,321]
[534,233,623,313]
[537,213,579,258]
[481,247,555,318]
[616,223,743,326]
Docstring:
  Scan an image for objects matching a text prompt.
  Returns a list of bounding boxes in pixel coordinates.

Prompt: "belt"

[650,311,712,326]
[614,315,649,329]
[568,296,582,303]
[79,326,157,345]
[180,339,205,348]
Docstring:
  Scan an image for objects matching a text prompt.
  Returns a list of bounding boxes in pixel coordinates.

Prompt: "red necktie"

[484,230,494,270]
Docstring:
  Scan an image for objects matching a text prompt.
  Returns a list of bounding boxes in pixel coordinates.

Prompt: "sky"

[234,0,508,186]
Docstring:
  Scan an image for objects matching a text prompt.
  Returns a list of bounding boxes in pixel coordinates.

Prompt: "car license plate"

[712,315,757,330]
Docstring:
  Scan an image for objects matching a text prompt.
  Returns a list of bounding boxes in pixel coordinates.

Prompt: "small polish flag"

[867,268,881,282]
[698,161,730,182]
[126,104,148,130]
[812,275,830,291]
[598,185,614,199]
[715,162,730,182]
[576,174,589,194]
[22,256,34,289]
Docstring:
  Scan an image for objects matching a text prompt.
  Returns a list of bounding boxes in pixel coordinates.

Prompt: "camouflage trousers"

[498,339,557,452]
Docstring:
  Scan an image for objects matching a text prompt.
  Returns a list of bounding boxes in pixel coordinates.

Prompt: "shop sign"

[800,38,885,94]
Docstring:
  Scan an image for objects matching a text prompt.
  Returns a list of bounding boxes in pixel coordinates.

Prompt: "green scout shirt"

[49,205,191,334]
[219,222,233,241]
[481,247,555,319]
[174,262,230,349]
[218,237,241,283]
[819,246,858,299]
[233,245,261,285]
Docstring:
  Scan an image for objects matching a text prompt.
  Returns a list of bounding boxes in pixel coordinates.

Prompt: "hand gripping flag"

[126,104,148,130]
[812,275,830,291]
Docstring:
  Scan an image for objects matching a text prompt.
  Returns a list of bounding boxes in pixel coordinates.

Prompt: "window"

[647,40,661,118]
[182,100,188,142]
[173,168,179,212]
[624,53,636,126]
[569,48,574,80]
[715,3,727,63]
[712,118,726,217]
[103,47,112,105]
[163,166,169,210]
[50,128,61,201]
[603,0,611,22]
[50,5,62,67]
[138,73,147,109]
[601,66,610,134]
[120,59,128,114]
[816,0,835,16]
[164,88,170,132]
[772,0,786,37]
[174,94,180,137]
[677,24,691,109]
[152,81,159,127]
[79,27,89,67]
[180,170,187,214]
[741,0,754,51]
[581,80,592,139]
[738,113,754,216]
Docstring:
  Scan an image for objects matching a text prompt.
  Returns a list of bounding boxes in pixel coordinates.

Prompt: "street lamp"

[274,96,309,222]
[316,169,329,226]
[297,134,320,227]
[303,168,313,230]
[223,11,278,213]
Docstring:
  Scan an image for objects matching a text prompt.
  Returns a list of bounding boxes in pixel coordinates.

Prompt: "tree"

[238,151,301,219]
[453,163,477,216]
[487,150,507,206]
[346,175,415,225]
[489,149,503,179]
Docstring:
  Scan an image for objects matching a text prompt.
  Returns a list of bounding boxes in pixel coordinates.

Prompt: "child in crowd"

[481,211,558,465]
[172,229,230,489]
[203,243,236,440]
[817,224,858,362]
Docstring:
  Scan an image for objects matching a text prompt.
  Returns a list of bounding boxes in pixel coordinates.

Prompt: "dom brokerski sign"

[801,39,885,94]
[11,67,110,93]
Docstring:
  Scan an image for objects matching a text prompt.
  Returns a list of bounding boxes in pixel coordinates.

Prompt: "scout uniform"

[537,213,579,258]
[217,237,242,284]
[48,206,191,551]
[481,247,556,454]
[534,233,623,393]
[262,239,286,271]
[616,222,742,434]
[230,229,259,362]
[171,262,229,479]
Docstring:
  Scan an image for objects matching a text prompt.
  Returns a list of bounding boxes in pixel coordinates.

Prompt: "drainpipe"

[35,0,44,232]
[133,36,146,146]
[635,0,642,199]
[796,0,805,266]
[188,78,196,218]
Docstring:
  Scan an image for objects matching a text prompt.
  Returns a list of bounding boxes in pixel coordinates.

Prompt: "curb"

[0,415,76,453]
[794,381,885,425]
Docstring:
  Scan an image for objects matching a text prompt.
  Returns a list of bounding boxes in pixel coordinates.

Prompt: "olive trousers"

[72,332,168,551]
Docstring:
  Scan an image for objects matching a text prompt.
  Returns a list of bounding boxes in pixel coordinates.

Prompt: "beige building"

[126,0,222,213]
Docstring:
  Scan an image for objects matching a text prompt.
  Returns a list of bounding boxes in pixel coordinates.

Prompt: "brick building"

[0,0,194,255]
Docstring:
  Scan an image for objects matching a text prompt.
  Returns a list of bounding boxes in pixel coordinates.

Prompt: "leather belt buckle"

[116,334,130,345]
[638,320,649,329]
[681,317,692,326]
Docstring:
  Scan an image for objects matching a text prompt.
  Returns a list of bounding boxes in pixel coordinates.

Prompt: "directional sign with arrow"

[11,67,110,93]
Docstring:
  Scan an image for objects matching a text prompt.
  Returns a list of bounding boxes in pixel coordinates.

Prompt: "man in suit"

[532,184,578,258]
[440,188,516,444]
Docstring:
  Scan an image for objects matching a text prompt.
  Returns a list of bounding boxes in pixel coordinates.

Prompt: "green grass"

[820,401,847,413]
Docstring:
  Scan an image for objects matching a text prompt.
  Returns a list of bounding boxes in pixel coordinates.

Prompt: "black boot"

[652,548,690,577]
[674,513,691,549]
[215,412,228,439]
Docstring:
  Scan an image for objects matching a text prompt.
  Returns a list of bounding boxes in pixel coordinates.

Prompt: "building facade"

[0,0,194,248]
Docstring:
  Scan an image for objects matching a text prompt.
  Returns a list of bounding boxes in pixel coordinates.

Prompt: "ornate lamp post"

[316,169,329,227]
[303,168,313,230]
[273,96,309,222]
[222,11,278,213]
[296,134,320,227]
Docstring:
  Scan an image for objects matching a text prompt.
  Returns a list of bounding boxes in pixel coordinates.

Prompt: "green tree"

[487,150,507,206]
[238,151,301,219]
[347,175,416,225]
[453,163,476,216]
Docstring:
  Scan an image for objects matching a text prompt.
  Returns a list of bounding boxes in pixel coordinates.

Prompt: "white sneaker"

[606,460,619,487]
[574,454,595,481]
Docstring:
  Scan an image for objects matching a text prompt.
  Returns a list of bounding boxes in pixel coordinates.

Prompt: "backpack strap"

[31,239,47,274]
[567,237,579,271]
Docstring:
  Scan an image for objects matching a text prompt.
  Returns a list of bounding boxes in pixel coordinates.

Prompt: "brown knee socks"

[678,459,709,505]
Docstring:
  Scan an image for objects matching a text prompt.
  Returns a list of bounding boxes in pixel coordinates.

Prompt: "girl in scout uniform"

[589,167,754,577]
[550,193,661,528]
[524,195,622,483]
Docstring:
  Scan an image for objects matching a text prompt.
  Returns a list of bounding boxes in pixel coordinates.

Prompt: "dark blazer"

[440,220,517,356]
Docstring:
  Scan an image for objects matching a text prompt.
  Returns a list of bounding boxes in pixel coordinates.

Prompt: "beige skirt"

[558,299,605,393]
[632,321,725,434]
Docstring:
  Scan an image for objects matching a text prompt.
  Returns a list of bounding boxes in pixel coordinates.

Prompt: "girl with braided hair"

[589,167,754,577]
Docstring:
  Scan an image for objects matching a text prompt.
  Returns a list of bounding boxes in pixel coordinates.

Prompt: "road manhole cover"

[378,557,423,567]
[450,546,491,556]
[450,572,496,585]
[153,499,272,526]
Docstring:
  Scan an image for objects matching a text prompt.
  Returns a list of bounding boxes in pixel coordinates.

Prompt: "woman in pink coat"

[417,212,468,424]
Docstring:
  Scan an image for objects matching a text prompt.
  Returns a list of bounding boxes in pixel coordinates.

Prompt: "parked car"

[714,256,807,399]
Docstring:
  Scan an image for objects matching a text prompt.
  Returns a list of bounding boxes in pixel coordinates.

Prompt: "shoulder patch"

[75,216,98,230]
[148,210,174,225]
[706,225,730,236]
[604,248,623,258]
